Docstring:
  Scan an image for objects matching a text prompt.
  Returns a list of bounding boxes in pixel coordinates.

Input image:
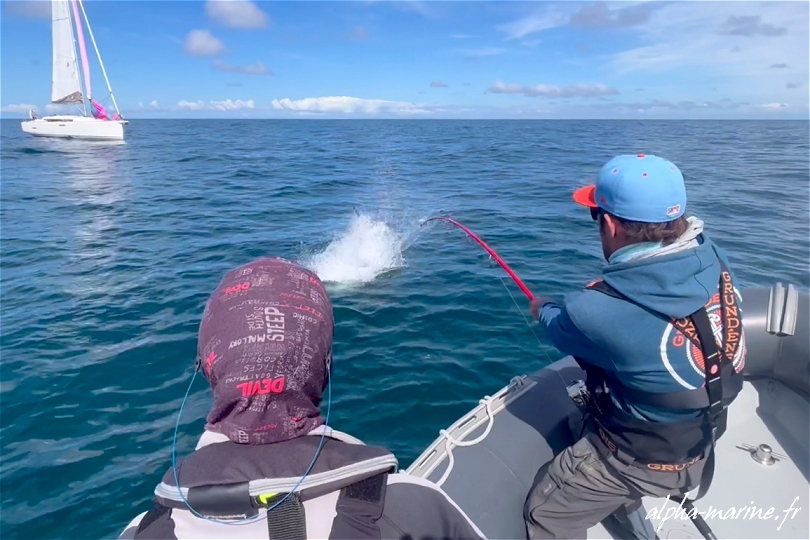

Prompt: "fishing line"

[499,276,538,341]
[422,216,535,300]
[170,362,332,526]
[424,216,559,363]
[499,276,554,354]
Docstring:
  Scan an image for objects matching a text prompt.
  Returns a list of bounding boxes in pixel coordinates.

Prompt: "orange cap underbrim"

[572,185,598,208]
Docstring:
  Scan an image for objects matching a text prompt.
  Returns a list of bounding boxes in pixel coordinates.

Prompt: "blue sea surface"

[1,119,808,539]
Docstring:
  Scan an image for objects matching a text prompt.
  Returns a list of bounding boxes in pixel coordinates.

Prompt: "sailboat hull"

[21,115,125,141]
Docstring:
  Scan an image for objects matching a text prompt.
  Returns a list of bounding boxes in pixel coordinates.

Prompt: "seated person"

[122,257,482,539]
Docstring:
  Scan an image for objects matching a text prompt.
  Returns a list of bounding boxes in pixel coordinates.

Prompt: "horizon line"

[2,116,808,121]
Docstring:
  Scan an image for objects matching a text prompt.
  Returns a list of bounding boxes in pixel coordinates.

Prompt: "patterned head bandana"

[197,257,333,444]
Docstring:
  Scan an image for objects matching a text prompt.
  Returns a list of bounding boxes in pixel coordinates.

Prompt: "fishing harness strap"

[137,434,396,539]
[263,493,306,540]
[259,472,388,539]
[137,473,389,539]
[583,264,743,503]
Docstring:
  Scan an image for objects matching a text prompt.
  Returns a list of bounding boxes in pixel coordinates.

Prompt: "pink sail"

[70,0,92,102]
[91,99,109,120]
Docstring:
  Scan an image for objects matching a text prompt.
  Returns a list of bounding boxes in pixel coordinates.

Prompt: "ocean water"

[1,119,808,539]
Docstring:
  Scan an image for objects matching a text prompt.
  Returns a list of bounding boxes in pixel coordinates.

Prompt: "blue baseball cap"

[572,154,687,222]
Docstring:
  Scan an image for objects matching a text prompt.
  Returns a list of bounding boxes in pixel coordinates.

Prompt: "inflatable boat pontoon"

[121,283,808,539]
[408,283,809,539]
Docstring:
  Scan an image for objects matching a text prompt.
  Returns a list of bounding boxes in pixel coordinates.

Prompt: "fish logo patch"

[659,293,746,389]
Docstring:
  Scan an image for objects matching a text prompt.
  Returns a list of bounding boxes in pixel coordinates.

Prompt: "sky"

[1,0,808,119]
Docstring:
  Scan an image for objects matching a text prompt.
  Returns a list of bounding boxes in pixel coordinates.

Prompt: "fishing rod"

[423,218,718,540]
[422,216,535,301]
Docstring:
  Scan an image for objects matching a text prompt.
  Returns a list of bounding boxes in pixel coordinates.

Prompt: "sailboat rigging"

[21,0,127,141]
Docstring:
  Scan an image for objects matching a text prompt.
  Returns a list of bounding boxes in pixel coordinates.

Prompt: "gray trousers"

[524,432,705,539]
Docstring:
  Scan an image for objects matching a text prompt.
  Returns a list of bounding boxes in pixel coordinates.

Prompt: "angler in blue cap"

[524,154,746,539]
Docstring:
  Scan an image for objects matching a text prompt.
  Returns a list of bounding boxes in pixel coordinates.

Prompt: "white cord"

[436,438,456,487]
[435,396,495,486]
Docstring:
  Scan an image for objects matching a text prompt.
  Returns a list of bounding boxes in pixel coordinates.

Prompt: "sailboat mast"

[69,5,87,116]
[69,0,92,116]
[77,0,122,117]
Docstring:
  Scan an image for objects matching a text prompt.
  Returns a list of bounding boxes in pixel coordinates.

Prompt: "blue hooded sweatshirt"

[539,233,746,423]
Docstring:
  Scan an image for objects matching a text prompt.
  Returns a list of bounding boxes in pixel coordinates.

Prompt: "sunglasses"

[590,207,603,221]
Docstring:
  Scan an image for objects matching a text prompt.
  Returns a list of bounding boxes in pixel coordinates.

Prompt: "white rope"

[435,438,456,487]
[435,395,495,486]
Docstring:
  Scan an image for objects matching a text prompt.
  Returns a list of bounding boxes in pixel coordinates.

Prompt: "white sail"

[21,0,126,140]
[51,0,83,103]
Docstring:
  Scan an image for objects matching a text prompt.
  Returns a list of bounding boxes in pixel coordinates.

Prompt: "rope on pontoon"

[436,396,496,486]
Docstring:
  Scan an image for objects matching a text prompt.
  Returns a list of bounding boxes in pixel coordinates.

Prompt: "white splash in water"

[306,214,404,284]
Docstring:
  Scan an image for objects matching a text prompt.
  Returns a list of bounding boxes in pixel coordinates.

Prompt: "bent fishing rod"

[425,216,723,540]
[422,216,535,301]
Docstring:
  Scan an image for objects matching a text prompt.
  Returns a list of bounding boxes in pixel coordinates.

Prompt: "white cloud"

[178,99,255,111]
[569,2,662,29]
[184,30,225,57]
[178,100,206,110]
[761,102,788,111]
[610,44,683,72]
[494,0,807,113]
[271,96,429,115]
[210,99,255,111]
[497,9,567,40]
[604,2,808,110]
[497,2,663,40]
[205,0,269,29]
[488,81,619,98]
[393,1,443,19]
[149,100,160,109]
[431,80,448,88]
[457,47,507,60]
[609,3,807,77]
[1,103,38,113]
[720,15,786,37]
[213,60,272,75]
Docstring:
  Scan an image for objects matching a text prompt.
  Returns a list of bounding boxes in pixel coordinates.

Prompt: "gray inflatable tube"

[406,284,809,539]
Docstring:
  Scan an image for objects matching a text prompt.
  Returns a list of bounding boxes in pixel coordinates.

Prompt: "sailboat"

[21,0,126,141]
